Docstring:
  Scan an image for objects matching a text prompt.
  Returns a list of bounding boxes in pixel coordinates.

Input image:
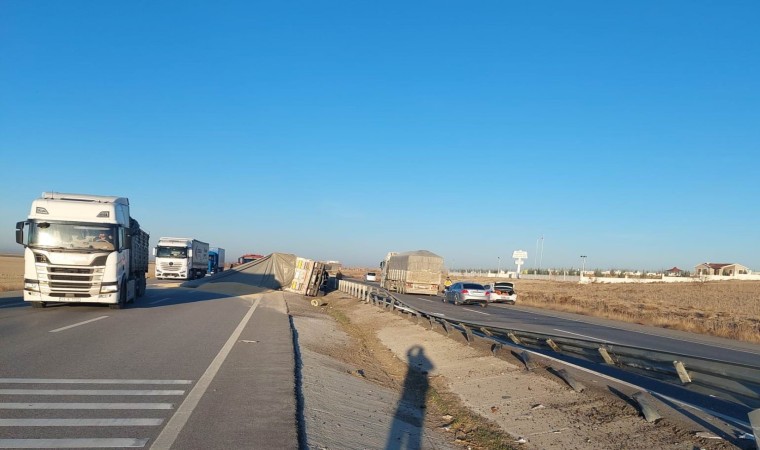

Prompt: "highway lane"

[388,290,760,367]
[0,282,297,449]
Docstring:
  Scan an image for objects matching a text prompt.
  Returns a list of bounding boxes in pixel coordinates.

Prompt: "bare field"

[470,277,760,344]
[343,267,760,344]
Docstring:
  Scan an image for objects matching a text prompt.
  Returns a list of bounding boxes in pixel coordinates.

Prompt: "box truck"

[208,247,225,274]
[15,192,150,309]
[154,237,209,280]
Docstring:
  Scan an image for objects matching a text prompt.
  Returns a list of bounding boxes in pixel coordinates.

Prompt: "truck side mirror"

[188,249,193,258]
[124,233,132,248]
[152,248,156,256]
[15,221,25,246]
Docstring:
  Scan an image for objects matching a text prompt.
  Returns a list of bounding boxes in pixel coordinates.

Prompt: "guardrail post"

[632,392,662,423]
[748,408,760,449]
[554,368,585,392]
[673,361,692,384]
[598,347,615,365]
[518,351,535,371]
[441,320,451,335]
[461,324,473,345]
[480,327,493,337]
[508,333,522,345]
[429,317,435,330]
[546,339,561,352]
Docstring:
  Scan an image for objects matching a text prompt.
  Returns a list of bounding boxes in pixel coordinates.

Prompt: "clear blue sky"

[1,1,758,271]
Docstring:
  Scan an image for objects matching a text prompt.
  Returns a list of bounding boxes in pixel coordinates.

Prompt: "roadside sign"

[513,250,528,259]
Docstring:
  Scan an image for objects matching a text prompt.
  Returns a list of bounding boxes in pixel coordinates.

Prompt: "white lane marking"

[0,390,184,396]
[0,438,148,448]
[430,313,446,317]
[0,418,163,426]
[49,316,108,333]
[553,329,619,344]
[0,403,173,410]
[415,297,435,302]
[0,379,191,385]
[150,296,262,450]
[148,298,172,305]
[463,308,491,316]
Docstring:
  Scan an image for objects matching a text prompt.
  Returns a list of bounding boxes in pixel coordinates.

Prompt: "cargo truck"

[154,237,209,280]
[238,253,263,264]
[379,250,444,295]
[15,192,150,309]
[208,247,225,274]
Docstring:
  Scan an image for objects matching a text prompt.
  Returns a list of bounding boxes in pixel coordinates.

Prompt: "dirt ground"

[291,288,748,450]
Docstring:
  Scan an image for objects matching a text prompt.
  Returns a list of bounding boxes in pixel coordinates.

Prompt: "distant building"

[665,267,683,277]
[694,263,750,277]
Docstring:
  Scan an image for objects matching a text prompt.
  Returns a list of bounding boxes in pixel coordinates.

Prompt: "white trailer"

[15,192,150,309]
[154,237,209,280]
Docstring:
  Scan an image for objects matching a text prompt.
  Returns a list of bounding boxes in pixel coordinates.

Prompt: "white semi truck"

[154,237,209,280]
[15,192,150,309]
[380,250,444,295]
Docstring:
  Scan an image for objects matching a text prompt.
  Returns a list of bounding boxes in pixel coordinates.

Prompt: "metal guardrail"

[337,280,760,430]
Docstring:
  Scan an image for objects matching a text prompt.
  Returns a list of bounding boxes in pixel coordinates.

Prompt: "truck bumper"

[24,290,119,305]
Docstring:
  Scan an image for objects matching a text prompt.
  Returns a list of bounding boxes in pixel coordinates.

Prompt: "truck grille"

[159,262,182,272]
[36,264,104,296]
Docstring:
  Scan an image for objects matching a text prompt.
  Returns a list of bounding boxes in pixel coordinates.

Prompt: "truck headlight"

[100,284,119,294]
[24,280,40,292]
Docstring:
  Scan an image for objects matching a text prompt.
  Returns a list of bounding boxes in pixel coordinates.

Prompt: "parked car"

[484,282,517,304]
[444,282,488,307]
[365,272,377,282]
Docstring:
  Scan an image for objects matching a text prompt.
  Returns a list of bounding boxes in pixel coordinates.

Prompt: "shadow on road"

[385,345,434,450]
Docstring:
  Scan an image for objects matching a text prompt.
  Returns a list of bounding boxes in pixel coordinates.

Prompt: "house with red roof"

[694,263,750,277]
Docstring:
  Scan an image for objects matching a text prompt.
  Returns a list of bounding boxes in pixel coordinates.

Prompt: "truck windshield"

[156,246,188,258]
[28,221,118,251]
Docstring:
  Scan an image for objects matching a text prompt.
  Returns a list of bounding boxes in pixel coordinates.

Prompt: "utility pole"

[580,255,587,281]
[497,256,501,275]
[539,235,544,273]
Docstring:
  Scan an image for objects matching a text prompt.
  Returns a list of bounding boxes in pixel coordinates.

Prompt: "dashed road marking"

[49,316,108,333]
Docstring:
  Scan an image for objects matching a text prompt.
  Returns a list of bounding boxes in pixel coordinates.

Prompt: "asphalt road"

[0,281,298,449]
[389,289,760,366]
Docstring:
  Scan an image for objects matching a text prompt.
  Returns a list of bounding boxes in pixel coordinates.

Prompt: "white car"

[484,282,517,304]
[365,272,377,282]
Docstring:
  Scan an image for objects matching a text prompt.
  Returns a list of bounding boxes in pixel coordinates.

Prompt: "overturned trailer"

[380,250,444,295]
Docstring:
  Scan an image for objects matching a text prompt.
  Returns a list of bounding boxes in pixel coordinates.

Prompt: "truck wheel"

[138,277,147,298]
